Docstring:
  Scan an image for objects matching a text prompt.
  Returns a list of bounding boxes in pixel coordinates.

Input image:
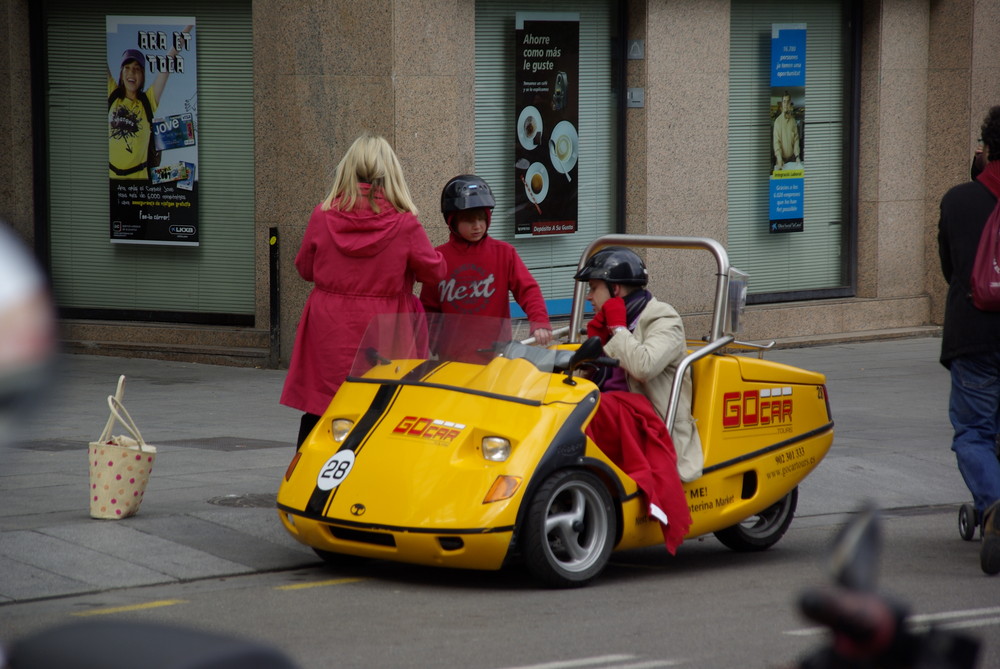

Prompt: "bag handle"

[106,395,152,453]
[97,375,126,444]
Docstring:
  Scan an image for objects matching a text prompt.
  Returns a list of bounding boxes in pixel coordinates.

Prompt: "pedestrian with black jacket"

[938,104,1000,575]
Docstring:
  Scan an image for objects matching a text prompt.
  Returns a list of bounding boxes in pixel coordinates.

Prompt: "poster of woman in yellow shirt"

[108,24,192,179]
[107,17,198,246]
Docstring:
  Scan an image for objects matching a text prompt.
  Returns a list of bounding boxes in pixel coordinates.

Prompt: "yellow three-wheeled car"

[277,235,834,587]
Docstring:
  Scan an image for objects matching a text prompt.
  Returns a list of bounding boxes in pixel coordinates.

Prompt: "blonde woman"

[280,134,447,446]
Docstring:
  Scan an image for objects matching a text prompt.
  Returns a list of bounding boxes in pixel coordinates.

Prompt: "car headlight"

[331,418,354,443]
[481,436,511,462]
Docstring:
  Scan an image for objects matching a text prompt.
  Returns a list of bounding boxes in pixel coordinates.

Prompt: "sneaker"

[982,501,1000,576]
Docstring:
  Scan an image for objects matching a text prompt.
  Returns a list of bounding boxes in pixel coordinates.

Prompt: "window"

[728,0,855,301]
[43,0,254,321]
[474,0,620,315]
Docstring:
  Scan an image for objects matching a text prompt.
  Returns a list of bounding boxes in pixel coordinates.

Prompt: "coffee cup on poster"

[556,135,571,161]
[531,171,544,194]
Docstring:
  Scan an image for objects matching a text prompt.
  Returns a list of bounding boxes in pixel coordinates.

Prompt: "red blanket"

[585,391,692,554]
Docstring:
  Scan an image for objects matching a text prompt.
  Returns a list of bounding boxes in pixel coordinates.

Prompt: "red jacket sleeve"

[507,249,551,330]
[419,269,442,313]
[405,216,447,286]
[294,205,325,283]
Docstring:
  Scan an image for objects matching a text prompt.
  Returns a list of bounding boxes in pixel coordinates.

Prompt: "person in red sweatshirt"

[420,175,552,358]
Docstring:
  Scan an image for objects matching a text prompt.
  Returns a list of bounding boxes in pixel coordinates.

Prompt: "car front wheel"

[521,470,616,588]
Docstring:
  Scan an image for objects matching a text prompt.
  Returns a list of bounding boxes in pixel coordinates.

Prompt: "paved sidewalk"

[0,354,314,604]
[0,335,965,603]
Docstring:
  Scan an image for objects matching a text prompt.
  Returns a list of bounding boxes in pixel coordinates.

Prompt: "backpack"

[108,89,161,176]
[969,198,1000,311]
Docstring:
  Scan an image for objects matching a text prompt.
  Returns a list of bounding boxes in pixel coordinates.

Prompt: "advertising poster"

[107,16,198,246]
[514,12,579,237]
[769,23,805,234]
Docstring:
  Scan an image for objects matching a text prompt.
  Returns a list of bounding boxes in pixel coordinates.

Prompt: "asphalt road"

[2,507,995,668]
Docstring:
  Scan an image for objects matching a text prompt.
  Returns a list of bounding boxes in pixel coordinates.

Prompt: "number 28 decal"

[316,451,356,491]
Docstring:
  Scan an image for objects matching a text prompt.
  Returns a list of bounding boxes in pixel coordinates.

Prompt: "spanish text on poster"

[107,16,198,246]
[514,12,579,238]
[768,23,805,234]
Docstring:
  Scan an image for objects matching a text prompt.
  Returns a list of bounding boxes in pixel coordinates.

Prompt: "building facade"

[1,0,998,367]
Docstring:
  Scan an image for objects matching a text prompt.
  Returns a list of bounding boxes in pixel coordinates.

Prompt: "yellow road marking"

[276,577,365,590]
[71,599,188,616]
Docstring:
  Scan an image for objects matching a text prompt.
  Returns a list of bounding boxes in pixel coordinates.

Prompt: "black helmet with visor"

[441,175,496,232]
[574,247,649,289]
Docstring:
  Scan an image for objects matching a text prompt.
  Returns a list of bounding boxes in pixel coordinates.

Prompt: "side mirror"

[569,336,605,368]
[563,336,605,386]
[365,347,391,366]
[725,267,749,336]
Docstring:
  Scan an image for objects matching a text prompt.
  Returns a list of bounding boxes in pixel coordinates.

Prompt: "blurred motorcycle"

[791,504,981,669]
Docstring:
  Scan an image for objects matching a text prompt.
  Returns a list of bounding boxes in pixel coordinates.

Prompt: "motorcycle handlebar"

[796,585,981,668]
[798,586,901,657]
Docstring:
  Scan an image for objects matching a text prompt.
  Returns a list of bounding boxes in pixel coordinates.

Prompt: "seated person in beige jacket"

[575,246,703,482]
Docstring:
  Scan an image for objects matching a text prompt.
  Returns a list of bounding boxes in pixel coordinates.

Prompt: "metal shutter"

[728,0,851,297]
[45,0,254,316]
[474,0,619,316]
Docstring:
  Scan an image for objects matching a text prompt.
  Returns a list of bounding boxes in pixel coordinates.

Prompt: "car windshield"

[347,313,568,403]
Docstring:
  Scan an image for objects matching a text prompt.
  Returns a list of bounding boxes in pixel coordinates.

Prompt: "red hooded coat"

[280,188,447,416]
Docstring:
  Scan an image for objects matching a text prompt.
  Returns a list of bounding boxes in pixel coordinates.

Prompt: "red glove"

[601,297,627,330]
[586,308,608,342]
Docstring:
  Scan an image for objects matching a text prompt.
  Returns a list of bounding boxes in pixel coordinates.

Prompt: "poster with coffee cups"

[514,13,579,237]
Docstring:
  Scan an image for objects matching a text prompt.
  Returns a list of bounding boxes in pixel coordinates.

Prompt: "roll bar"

[568,234,742,432]
[569,234,734,344]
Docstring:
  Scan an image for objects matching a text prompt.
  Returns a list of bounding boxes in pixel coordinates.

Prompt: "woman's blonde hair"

[321,134,418,215]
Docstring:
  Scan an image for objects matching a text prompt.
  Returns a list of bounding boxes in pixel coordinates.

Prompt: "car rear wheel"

[522,470,616,588]
[714,487,798,552]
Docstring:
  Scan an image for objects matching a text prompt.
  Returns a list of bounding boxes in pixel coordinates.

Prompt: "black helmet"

[574,247,648,286]
[441,175,496,215]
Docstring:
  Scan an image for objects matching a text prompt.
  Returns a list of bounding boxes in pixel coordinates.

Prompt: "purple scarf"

[977,159,1000,199]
